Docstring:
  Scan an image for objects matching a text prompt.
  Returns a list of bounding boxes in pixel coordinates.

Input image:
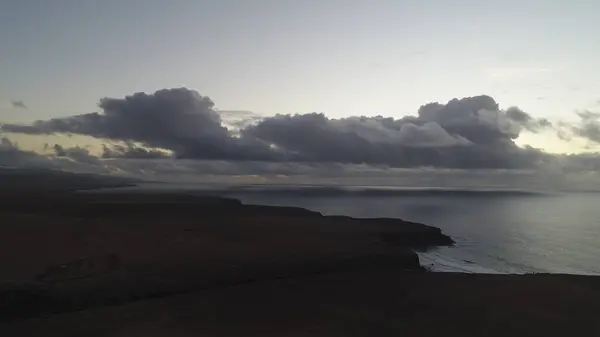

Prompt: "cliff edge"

[0,191,453,321]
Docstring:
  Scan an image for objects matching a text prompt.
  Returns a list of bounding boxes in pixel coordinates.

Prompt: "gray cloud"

[242,95,549,168]
[0,89,562,169]
[3,134,600,191]
[0,137,128,175]
[52,144,101,165]
[554,121,574,141]
[506,106,553,132]
[0,137,49,168]
[572,111,600,143]
[10,100,27,109]
[416,95,516,144]
[2,88,279,162]
[0,137,106,173]
[560,153,600,173]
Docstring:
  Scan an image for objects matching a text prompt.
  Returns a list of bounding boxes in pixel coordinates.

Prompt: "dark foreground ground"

[1,190,600,336]
[4,271,600,337]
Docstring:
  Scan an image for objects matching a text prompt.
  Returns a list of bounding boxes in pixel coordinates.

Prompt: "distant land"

[0,167,137,193]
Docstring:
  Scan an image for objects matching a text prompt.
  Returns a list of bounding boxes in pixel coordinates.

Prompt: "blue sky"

[1,0,599,152]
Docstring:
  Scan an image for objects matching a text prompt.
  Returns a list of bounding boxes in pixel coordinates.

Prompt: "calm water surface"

[221,189,600,275]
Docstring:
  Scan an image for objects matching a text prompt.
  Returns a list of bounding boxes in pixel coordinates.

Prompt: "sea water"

[219,187,600,275]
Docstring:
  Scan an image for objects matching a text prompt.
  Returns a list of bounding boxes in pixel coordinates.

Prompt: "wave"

[418,251,507,274]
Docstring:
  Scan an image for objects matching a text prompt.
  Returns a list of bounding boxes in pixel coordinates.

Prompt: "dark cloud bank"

[1,88,600,189]
[2,88,559,169]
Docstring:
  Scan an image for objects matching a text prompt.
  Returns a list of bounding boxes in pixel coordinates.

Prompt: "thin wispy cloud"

[483,67,558,81]
[10,100,27,109]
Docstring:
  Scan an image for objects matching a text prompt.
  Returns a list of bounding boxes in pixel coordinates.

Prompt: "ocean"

[216,186,600,275]
[97,184,600,275]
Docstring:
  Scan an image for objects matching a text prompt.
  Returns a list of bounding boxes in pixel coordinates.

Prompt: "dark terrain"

[1,170,599,336]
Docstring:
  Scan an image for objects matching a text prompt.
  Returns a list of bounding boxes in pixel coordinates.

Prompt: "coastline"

[0,190,452,322]
[418,250,506,274]
[2,186,600,335]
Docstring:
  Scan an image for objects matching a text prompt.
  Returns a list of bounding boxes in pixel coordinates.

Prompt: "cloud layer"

[1,88,559,169]
[2,136,600,190]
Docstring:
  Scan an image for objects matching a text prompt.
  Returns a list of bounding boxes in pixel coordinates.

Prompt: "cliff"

[0,191,453,321]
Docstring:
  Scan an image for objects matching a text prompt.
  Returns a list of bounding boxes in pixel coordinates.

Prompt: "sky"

[1,0,600,189]
[2,1,599,119]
